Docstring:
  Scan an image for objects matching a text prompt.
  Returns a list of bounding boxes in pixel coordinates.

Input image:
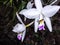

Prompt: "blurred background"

[0,0,60,45]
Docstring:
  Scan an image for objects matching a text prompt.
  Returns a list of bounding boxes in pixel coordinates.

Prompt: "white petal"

[12,23,26,33]
[19,8,40,19]
[21,30,26,42]
[19,9,27,15]
[34,18,39,32]
[16,12,25,25]
[50,0,57,5]
[34,0,42,12]
[42,5,60,17]
[44,17,52,32]
[39,14,44,20]
[24,17,27,21]
[26,1,33,9]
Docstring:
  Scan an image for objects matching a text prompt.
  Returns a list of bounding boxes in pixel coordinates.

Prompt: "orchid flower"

[35,0,60,32]
[12,1,34,41]
[12,12,26,42]
[12,23,26,42]
[19,0,60,32]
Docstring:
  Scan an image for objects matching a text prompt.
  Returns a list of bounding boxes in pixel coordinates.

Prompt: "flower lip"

[38,25,45,30]
[17,34,22,40]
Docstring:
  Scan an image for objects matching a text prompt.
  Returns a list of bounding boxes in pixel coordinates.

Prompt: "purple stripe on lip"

[38,25,45,30]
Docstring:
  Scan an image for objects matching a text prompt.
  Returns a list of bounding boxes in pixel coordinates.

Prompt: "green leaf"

[9,0,13,6]
[18,1,26,12]
[0,0,7,2]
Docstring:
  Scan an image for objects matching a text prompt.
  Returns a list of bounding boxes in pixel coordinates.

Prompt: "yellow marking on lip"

[39,19,44,24]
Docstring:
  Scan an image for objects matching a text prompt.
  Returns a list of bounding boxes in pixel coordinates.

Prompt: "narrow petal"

[42,5,60,17]
[26,1,33,9]
[24,17,27,21]
[34,18,39,32]
[50,0,57,5]
[19,8,40,19]
[21,30,26,42]
[12,23,26,33]
[16,12,25,25]
[34,0,42,12]
[44,17,52,32]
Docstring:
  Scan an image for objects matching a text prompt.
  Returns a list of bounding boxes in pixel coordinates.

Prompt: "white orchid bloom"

[12,1,34,41]
[19,0,60,32]
[35,0,60,32]
[12,12,26,42]
[12,23,26,42]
